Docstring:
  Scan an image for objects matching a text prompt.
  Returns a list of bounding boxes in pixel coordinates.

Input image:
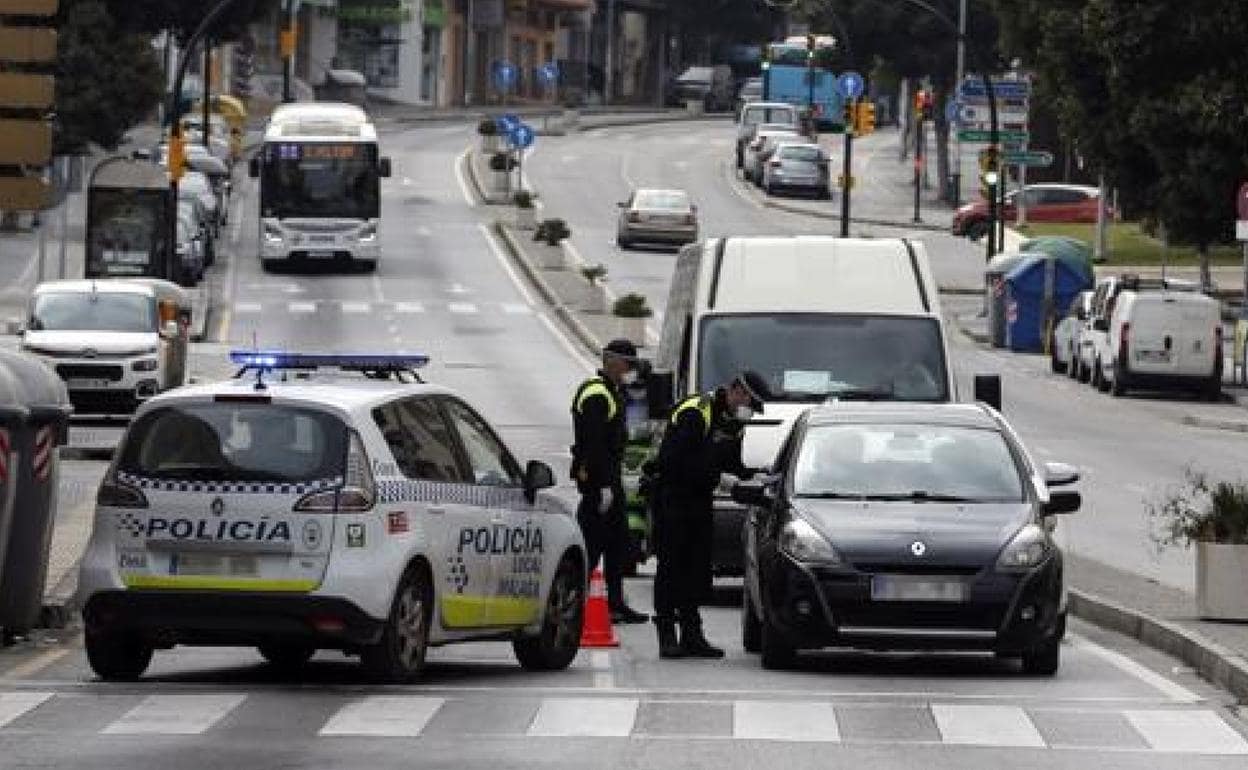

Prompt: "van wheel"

[1022,616,1064,676]
[1203,376,1222,402]
[258,644,315,671]
[742,587,762,654]
[1091,357,1106,391]
[355,259,377,274]
[760,616,796,670]
[514,556,584,671]
[85,626,153,682]
[1050,349,1065,374]
[362,566,432,683]
[1110,361,1128,397]
[965,220,988,242]
[1068,349,1080,379]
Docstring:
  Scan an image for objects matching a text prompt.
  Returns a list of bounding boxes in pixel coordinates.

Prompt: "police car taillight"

[294,430,375,513]
[97,476,149,509]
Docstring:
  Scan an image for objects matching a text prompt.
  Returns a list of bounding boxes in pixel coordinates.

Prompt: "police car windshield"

[30,291,156,333]
[117,403,348,483]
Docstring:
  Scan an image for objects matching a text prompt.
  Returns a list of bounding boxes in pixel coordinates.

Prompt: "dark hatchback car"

[735,402,1081,675]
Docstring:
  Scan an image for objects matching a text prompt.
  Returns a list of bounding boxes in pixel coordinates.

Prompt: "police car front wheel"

[362,565,432,683]
[85,627,153,682]
[513,555,584,671]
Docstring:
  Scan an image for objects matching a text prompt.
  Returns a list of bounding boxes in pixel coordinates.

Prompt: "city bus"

[764,37,845,131]
[248,102,391,272]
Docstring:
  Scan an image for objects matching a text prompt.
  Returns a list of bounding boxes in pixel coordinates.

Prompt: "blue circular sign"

[509,124,535,150]
[945,98,961,125]
[538,62,559,85]
[493,62,517,90]
[837,71,864,101]
[495,113,520,134]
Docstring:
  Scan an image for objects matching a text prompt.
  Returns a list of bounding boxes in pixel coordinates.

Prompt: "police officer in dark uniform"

[652,370,768,658]
[570,339,648,624]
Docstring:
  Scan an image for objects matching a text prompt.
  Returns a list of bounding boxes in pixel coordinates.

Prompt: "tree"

[105,0,275,44]
[670,0,785,64]
[54,0,164,153]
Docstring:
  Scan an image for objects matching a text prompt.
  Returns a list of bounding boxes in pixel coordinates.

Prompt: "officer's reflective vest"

[670,393,713,436]
[570,376,626,484]
[573,377,620,420]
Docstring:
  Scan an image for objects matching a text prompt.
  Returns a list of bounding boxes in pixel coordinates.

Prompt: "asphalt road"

[4,121,1248,769]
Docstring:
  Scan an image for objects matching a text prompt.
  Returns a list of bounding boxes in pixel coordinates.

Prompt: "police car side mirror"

[523,460,556,504]
[647,370,674,419]
[248,157,260,178]
[731,481,771,508]
[973,374,1002,411]
[378,157,392,178]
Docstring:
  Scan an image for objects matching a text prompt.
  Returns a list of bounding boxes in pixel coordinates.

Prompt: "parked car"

[735,401,1081,674]
[1051,290,1093,375]
[673,65,734,111]
[735,103,800,167]
[1078,275,1201,387]
[175,208,206,285]
[186,152,232,226]
[1234,302,1248,384]
[953,184,1110,240]
[743,125,805,183]
[734,77,764,113]
[177,194,215,268]
[751,131,815,188]
[616,188,698,249]
[178,170,221,235]
[761,142,831,198]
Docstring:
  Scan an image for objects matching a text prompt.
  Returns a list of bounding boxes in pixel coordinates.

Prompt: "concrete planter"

[481,134,501,154]
[685,99,704,116]
[533,242,566,269]
[578,282,608,314]
[611,315,649,345]
[562,109,580,130]
[488,170,510,198]
[1196,542,1248,620]
[515,206,537,230]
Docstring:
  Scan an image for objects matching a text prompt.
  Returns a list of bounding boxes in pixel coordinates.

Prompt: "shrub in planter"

[513,190,535,209]
[581,264,607,284]
[477,118,499,136]
[489,152,518,172]
[612,292,653,318]
[534,218,571,246]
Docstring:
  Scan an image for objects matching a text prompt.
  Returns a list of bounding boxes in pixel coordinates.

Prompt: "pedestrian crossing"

[1,690,1246,753]
[229,300,534,317]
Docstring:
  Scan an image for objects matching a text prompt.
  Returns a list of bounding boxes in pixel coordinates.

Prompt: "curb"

[1068,587,1248,703]
[763,198,951,233]
[949,313,991,346]
[1180,414,1248,433]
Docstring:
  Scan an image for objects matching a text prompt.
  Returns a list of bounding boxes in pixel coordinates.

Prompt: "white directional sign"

[959,105,1029,126]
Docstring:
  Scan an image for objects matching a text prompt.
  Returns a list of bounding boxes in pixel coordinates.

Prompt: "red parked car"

[953,184,1110,240]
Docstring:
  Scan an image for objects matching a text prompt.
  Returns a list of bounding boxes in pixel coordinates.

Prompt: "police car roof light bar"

[229,351,430,385]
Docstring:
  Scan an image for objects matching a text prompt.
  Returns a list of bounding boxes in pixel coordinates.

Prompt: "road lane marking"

[455,147,475,205]
[478,222,537,307]
[394,301,426,314]
[341,301,371,314]
[0,692,52,728]
[1070,634,1202,703]
[527,697,638,737]
[931,704,1045,747]
[101,693,246,735]
[233,302,262,313]
[733,701,840,742]
[448,283,469,294]
[448,302,478,314]
[319,696,444,737]
[288,301,316,314]
[501,302,532,315]
[1124,709,1248,754]
[0,648,69,681]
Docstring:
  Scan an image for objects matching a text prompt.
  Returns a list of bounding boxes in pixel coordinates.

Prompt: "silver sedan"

[616,189,698,249]
[761,142,831,199]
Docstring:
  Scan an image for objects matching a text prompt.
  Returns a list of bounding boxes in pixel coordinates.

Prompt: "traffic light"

[0,0,58,211]
[913,89,935,120]
[978,147,1000,199]
[855,101,876,136]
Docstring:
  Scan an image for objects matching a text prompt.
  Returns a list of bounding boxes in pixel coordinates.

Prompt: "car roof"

[144,373,460,416]
[33,279,155,297]
[774,142,819,152]
[805,402,999,430]
[743,102,798,110]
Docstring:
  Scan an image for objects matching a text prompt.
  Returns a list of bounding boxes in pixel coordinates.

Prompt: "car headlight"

[779,516,842,565]
[996,524,1052,572]
[131,358,159,372]
[263,222,284,242]
[357,223,377,241]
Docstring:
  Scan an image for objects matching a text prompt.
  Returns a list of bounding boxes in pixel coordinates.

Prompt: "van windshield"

[30,291,156,333]
[698,314,949,402]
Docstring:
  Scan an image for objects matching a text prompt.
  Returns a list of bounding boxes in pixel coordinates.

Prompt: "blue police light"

[229,350,431,370]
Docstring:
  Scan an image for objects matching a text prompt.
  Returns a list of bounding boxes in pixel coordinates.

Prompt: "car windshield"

[30,291,156,333]
[698,314,950,402]
[679,67,712,82]
[261,141,380,219]
[118,403,348,483]
[793,424,1026,502]
[779,145,822,161]
[635,190,690,210]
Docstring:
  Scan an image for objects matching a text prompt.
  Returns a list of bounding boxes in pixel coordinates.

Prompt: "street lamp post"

[952,0,966,208]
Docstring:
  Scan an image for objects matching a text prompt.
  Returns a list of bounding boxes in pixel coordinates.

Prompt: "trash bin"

[0,362,31,637]
[985,252,1029,347]
[1003,255,1092,353]
[0,350,71,635]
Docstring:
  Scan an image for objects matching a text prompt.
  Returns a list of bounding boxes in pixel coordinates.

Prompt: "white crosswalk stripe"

[0,692,52,729]
[101,694,247,735]
[1125,709,1248,754]
[733,701,840,742]
[319,696,444,737]
[501,302,533,315]
[341,301,371,314]
[931,704,1046,748]
[288,301,317,314]
[448,302,479,315]
[394,301,426,314]
[527,697,639,737]
[233,302,262,313]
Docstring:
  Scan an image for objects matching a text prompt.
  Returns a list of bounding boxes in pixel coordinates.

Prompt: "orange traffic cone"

[580,567,619,648]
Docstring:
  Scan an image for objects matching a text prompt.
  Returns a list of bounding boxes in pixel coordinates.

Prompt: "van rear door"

[1129,294,1217,376]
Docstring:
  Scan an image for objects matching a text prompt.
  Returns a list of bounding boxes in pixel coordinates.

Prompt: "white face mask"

[621,370,639,386]
[733,405,756,422]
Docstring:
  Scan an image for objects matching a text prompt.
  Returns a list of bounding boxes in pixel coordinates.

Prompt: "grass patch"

[1014,222,1242,266]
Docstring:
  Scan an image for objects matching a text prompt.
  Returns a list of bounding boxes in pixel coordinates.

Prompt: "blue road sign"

[945,99,961,125]
[509,123,535,150]
[537,62,559,85]
[496,113,520,134]
[836,71,864,101]
[493,61,517,91]
[959,78,1031,100]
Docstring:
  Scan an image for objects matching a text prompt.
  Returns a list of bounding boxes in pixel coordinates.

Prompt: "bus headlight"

[263,222,284,242]
[357,223,377,242]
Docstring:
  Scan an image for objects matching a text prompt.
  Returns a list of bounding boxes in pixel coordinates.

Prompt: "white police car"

[77,352,587,682]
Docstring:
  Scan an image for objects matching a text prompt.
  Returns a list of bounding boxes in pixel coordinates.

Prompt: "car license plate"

[170,553,259,577]
[870,575,968,602]
[308,235,334,243]
[305,250,335,259]
[1136,350,1171,363]
[66,379,110,389]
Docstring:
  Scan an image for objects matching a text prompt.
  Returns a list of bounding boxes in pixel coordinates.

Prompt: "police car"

[77,352,587,682]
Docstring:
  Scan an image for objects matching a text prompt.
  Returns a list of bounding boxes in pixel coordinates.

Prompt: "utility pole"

[840,99,854,238]
[952,0,966,208]
[913,90,925,223]
[604,0,616,105]
[281,0,295,103]
[464,0,475,106]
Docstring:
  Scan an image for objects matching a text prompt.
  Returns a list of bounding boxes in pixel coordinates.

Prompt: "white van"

[735,102,800,167]
[650,236,998,574]
[1091,288,1222,399]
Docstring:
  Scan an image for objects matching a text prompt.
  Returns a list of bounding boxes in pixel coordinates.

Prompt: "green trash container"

[0,350,71,635]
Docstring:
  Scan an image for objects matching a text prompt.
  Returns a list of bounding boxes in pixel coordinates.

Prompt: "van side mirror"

[1043,490,1081,515]
[974,374,1002,411]
[248,157,260,178]
[647,370,675,419]
[378,157,392,178]
[1043,461,1080,487]
[523,460,556,504]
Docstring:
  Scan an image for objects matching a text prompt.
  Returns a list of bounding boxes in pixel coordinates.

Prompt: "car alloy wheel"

[362,566,431,683]
[85,626,153,682]
[514,556,584,671]
[760,616,796,670]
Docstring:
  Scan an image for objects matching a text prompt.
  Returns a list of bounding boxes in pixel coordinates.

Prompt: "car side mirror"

[731,481,772,508]
[1043,490,1081,516]
[1043,461,1080,487]
[1092,318,1109,332]
[248,157,260,178]
[974,373,1002,411]
[161,319,180,339]
[523,459,556,504]
[378,157,392,178]
[647,370,674,419]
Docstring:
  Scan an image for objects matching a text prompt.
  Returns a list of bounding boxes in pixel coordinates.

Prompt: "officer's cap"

[603,338,639,362]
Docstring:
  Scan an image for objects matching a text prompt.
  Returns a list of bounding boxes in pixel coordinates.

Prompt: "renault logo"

[910,540,927,557]
[82,348,97,358]
[210,497,225,516]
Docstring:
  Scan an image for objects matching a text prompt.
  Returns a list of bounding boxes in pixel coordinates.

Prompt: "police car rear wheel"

[513,556,584,671]
[760,617,796,671]
[362,567,431,683]
[85,627,153,682]
[258,643,315,670]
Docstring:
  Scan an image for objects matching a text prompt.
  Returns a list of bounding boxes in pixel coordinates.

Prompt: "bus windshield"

[260,141,380,220]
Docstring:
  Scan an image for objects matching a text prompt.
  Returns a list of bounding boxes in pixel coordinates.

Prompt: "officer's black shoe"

[655,620,685,659]
[679,623,725,659]
[610,604,649,625]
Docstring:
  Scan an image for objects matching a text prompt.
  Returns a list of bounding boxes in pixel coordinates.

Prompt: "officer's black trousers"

[652,497,713,626]
[576,481,629,608]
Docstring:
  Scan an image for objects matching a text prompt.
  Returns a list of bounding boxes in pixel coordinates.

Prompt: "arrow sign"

[836,71,864,101]
[959,105,1029,125]
[1002,149,1054,167]
[509,123,535,150]
[945,99,961,125]
[958,128,1029,143]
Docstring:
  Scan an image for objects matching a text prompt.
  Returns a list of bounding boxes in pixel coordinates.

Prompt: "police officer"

[652,370,768,658]
[570,339,648,625]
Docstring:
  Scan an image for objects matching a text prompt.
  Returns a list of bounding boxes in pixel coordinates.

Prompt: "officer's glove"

[598,487,614,514]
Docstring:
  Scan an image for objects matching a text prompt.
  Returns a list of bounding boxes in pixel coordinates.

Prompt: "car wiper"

[796,491,869,500]
[865,491,979,503]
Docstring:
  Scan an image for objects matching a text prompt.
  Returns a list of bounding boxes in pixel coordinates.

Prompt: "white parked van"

[650,236,998,574]
[1091,288,1222,399]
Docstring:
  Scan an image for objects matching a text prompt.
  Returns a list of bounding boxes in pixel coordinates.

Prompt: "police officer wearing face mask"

[652,370,769,658]
[570,339,649,624]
